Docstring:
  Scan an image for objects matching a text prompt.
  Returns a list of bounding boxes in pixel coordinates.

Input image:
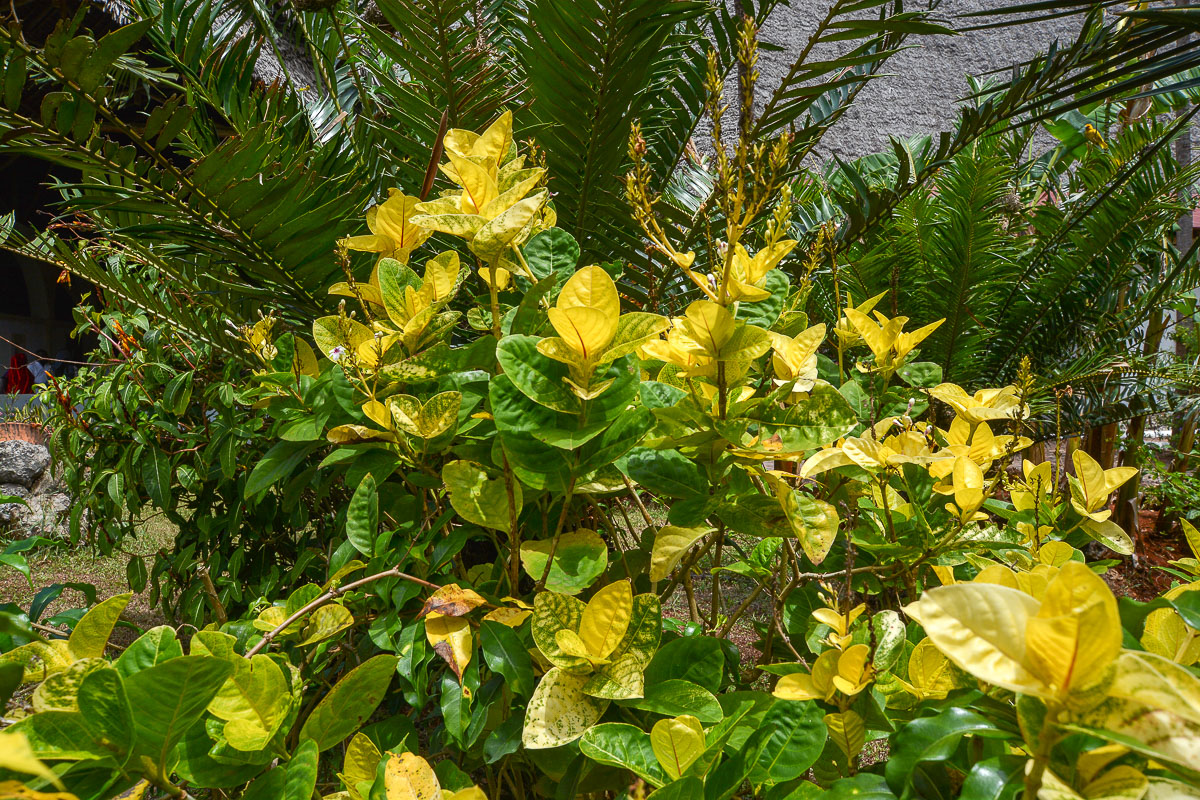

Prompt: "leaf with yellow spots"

[531,592,589,673]
[383,752,442,800]
[522,667,609,749]
[299,605,354,647]
[389,392,462,440]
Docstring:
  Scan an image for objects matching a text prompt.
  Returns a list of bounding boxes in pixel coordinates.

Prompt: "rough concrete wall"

[751,0,1084,161]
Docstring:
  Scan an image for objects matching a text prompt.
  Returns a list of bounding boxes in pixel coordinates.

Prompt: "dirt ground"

[1099,509,1192,601]
[0,515,172,645]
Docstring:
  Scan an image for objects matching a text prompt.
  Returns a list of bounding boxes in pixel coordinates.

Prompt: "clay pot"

[0,422,48,446]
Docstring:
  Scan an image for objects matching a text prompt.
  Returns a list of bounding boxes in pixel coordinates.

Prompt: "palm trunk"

[1174,0,1196,455]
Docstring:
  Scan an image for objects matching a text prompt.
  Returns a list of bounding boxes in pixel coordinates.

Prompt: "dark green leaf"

[77,667,135,761]
[748,699,828,785]
[346,475,379,557]
[245,441,320,499]
[616,679,723,724]
[495,335,579,412]
[645,637,725,694]
[284,738,319,800]
[580,722,669,786]
[480,620,534,696]
[625,447,705,499]
[125,655,233,772]
[141,448,172,508]
[886,708,1011,797]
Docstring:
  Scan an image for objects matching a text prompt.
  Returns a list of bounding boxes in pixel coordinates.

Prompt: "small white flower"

[328,346,347,362]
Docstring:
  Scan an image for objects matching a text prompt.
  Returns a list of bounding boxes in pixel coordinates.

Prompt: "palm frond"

[512,0,707,265]
[0,11,374,336]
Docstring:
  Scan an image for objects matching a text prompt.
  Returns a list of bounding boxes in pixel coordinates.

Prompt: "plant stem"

[684,572,701,624]
[329,10,375,118]
[1024,702,1063,799]
[622,474,656,526]
[245,568,438,657]
[717,577,769,637]
[709,522,726,631]
[660,533,718,603]
[486,257,504,341]
[534,483,576,591]
[586,494,632,578]
[501,453,523,593]
[197,564,227,625]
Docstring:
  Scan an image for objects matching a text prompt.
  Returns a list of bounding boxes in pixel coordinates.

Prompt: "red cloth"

[6,353,31,394]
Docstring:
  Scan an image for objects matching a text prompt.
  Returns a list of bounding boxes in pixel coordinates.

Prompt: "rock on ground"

[0,440,51,488]
[0,440,76,539]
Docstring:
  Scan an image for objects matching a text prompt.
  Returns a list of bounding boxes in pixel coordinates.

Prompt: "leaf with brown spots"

[425,613,472,682]
[383,751,442,800]
[418,584,487,618]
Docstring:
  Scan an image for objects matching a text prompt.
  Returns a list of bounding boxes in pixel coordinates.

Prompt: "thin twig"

[245,568,438,657]
[659,533,717,604]
[197,565,227,626]
[585,494,632,579]
[717,577,770,638]
[0,333,112,367]
[534,484,575,591]
[683,572,701,625]
[30,621,66,637]
[621,474,656,526]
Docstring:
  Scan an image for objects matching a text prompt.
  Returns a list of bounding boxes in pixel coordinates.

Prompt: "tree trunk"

[1174,0,1196,455]
[1115,262,1170,559]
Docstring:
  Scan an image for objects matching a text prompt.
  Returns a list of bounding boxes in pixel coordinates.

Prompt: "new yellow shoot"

[1068,450,1137,523]
[769,323,825,394]
[844,309,942,378]
[339,189,432,267]
[927,383,1026,425]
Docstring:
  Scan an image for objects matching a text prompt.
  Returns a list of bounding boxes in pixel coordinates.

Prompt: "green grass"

[1,514,176,638]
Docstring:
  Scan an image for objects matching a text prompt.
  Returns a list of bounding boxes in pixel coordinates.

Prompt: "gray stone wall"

[753,0,1084,161]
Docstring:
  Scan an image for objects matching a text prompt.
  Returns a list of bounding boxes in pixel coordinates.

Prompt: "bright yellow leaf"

[0,731,67,790]
[1025,562,1122,696]
[1070,451,1136,521]
[340,733,381,800]
[926,383,1025,425]
[681,301,735,357]
[579,582,633,661]
[425,612,472,682]
[419,584,487,618]
[383,752,442,800]
[904,582,1045,696]
[649,527,711,583]
[650,715,705,780]
[824,710,866,764]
